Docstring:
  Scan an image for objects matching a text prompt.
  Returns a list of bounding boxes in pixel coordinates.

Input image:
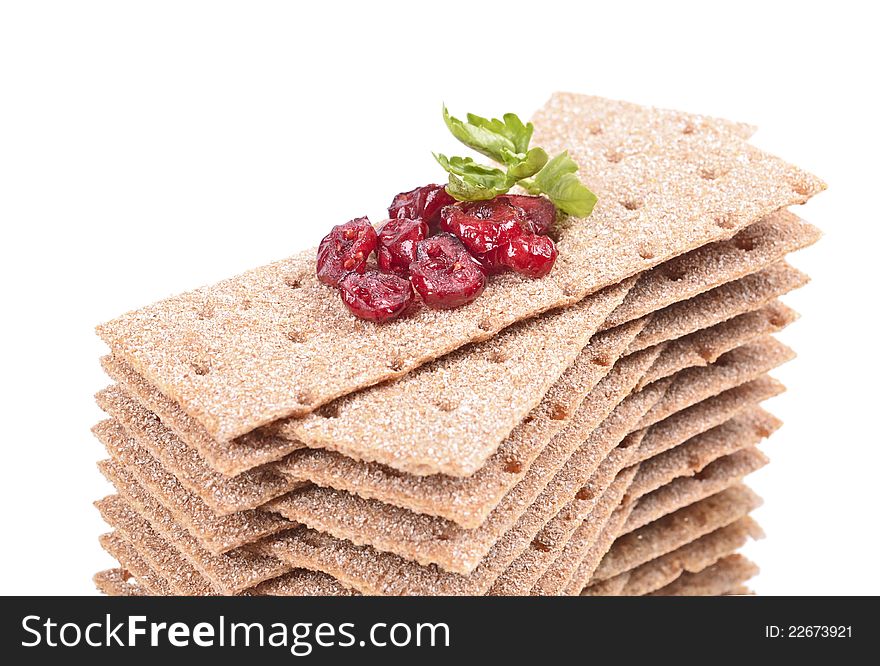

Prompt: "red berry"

[410,234,486,309]
[377,218,428,276]
[316,217,378,286]
[499,232,558,278]
[470,248,505,275]
[439,199,524,255]
[388,184,455,231]
[338,271,413,322]
[499,195,557,235]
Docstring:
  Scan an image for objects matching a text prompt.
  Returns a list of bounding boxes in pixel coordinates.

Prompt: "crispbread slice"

[622,450,768,535]
[265,349,663,574]
[592,485,763,583]
[649,554,758,596]
[98,91,824,444]
[610,517,763,596]
[98,460,292,594]
[627,407,780,499]
[257,380,666,594]
[626,261,807,353]
[244,571,358,597]
[95,497,215,596]
[94,568,149,597]
[98,532,171,595]
[94,420,293,554]
[638,337,794,429]
[600,215,818,331]
[637,301,796,388]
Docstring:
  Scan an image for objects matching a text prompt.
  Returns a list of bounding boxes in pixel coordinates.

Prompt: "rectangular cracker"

[622,450,768,535]
[265,350,665,574]
[98,459,293,594]
[94,568,148,597]
[637,301,797,389]
[649,554,758,596]
[98,532,171,595]
[257,380,666,594]
[593,484,763,582]
[97,92,824,444]
[94,420,293,555]
[626,261,807,353]
[600,214,818,331]
[612,517,763,596]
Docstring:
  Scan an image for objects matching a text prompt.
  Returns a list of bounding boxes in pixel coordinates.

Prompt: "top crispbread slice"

[97,94,824,443]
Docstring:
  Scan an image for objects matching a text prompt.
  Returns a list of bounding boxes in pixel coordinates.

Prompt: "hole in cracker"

[196,304,215,320]
[388,357,405,372]
[792,181,811,196]
[588,123,603,135]
[714,213,736,229]
[734,235,756,251]
[285,330,308,344]
[699,167,725,180]
[433,398,459,413]
[755,424,773,438]
[687,454,703,471]
[605,148,624,163]
[767,313,787,328]
[697,345,717,363]
[503,459,523,474]
[488,349,509,364]
[316,403,340,419]
[575,486,595,501]
[638,245,655,260]
[621,198,644,211]
[562,283,580,298]
[284,274,305,289]
[478,318,494,332]
[190,361,211,376]
[549,403,570,420]
[592,354,613,367]
[682,122,696,135]
[530,538,552,553]
[296,390,315,405]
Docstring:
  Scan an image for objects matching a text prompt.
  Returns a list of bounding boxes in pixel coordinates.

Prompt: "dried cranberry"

[471,248,505,275]
[410,236,486,309]
[377,218,428,276]
[499,195,557,235]
[439,199,524,255]
[388,184,455,231]
[338,271,413,322]
[499,232,558,278]
[316,217,378,286]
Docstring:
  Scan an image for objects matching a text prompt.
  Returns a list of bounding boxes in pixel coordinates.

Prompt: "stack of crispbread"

[91,93,824,596]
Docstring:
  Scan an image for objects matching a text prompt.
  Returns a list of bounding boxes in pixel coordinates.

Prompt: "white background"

[1,0,877,595]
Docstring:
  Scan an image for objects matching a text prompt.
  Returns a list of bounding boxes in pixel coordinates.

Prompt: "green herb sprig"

[434,106,598,217]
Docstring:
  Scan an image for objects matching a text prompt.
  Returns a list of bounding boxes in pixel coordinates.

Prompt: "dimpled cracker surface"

[650,554,758,596]
[265,359,665,574]
[97,93,824,443]
[610,517,763,596]
[94,420,293,554]
[98,460,293,594]
[600,211,818,330]
[257,380,666,594]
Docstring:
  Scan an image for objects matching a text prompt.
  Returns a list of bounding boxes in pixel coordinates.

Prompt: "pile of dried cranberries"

[315,184,559,322]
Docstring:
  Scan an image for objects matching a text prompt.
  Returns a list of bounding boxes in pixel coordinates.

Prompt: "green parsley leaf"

[434,153,511,200]
[505,147,548,181]
[443,106,517,165]
[532,151,598,217]
[465,112,534,156]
